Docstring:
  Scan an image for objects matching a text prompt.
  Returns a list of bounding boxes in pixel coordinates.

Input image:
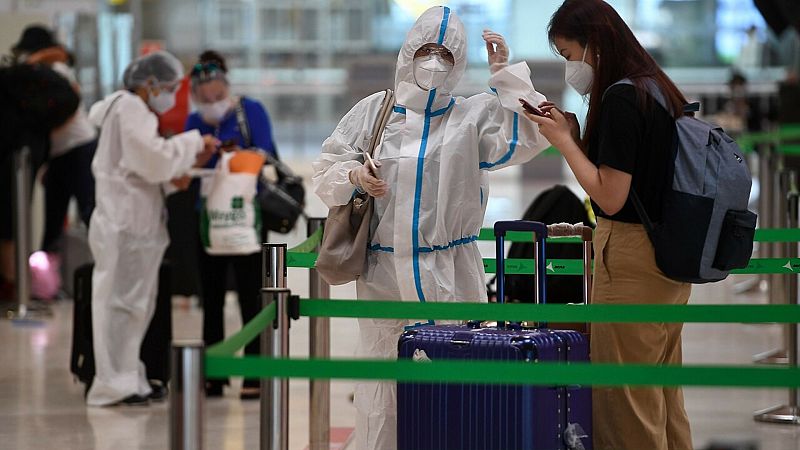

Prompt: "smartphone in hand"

[363,152,381,179]
[519,98,545,117]
[220,138,238,151]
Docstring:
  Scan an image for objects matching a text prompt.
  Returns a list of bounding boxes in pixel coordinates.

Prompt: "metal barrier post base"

[754,405,800,425]
[733,276,764,295]
[753,348,788,365]
[5,301,53,321]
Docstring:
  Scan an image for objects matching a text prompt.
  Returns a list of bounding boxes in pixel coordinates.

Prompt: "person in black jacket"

[0,62,79,301]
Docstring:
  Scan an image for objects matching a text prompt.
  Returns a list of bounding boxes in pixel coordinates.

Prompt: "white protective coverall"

[85,91,203,406]
[312,6,550,449]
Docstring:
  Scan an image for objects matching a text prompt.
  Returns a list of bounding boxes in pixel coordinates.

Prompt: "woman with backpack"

[521,1,693,448]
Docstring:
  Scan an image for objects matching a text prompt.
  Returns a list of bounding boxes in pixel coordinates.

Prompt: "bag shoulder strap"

[235,97,288,177]
[100,92,126,128]
[603,78,701,117]
[601,78,660,233]
[234,97,252,148]
[366,89,394,157]
[629,189,656,235]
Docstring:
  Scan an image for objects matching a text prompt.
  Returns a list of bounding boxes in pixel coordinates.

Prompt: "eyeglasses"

[190,62,224,82]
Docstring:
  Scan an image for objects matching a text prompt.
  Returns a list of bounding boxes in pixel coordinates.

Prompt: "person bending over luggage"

[520,1,693,449]
[86,51,217,406]
[313,6,551,450]
[184,50,278,400]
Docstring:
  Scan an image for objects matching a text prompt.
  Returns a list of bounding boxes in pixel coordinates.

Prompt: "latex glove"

[483,29,509,74]
[349,164,388,198]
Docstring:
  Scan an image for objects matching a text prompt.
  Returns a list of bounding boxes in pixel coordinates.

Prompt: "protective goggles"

[190,62,226,82]
[415,45,453,59]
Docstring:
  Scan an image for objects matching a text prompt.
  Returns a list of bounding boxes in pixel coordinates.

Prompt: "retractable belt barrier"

[204,297,800,388]
[177,223,800,450]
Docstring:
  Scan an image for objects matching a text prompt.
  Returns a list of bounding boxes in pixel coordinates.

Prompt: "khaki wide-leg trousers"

[591,218,693,450]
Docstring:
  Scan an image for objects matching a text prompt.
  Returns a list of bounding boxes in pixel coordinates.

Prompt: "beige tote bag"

[315,89,395,285]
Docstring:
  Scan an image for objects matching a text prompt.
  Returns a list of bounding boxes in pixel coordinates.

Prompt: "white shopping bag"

[200,151,264,255]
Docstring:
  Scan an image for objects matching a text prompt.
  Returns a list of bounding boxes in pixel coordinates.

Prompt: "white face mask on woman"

[196,98,231,123]
[565,45,594,96]
[148,89,177,114]
[413,54,453,91]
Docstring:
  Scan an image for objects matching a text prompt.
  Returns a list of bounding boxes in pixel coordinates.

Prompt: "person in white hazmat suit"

[312,6,551,449]
[86,51,218,406]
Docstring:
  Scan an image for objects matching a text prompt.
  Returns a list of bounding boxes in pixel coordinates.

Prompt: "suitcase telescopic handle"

[494,220,548,236]
[494,221,548,326]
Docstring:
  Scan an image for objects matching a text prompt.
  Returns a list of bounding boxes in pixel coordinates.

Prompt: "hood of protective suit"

[394,6,466,109]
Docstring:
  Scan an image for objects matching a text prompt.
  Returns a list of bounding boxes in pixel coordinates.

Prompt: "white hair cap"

[122,50,184,89]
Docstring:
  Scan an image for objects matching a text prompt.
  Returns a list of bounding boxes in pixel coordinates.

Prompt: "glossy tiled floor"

[1,165,799,449]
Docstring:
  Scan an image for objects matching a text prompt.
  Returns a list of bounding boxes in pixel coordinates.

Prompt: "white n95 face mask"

[565,46,594,96]
[197,98,231,123]
[148,89,177,115]
[413,54,453,91]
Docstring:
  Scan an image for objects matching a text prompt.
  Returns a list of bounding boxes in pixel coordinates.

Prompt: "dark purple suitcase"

[397,221,592,450]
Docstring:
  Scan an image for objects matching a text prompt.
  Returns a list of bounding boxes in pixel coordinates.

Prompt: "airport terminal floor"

[1,168,799,450]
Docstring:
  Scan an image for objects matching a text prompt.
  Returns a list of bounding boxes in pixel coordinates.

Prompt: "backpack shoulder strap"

[601,78,662,234]
[602,78,672,111]
[605,77,701,117]
[601,78,634,102]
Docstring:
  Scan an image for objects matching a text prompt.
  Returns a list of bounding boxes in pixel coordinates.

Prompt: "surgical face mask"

[565,46,594,96]
[148,89,176,114]
[196,98,231,123]
[413,54,453,91]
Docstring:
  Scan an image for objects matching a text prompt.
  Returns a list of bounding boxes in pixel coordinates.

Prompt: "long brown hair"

[548,0,687,148]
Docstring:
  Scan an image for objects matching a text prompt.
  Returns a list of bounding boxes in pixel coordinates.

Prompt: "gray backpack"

[606,79,757,283]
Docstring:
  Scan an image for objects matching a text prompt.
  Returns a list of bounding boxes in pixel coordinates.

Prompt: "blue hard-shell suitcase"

[397,220,592,450]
